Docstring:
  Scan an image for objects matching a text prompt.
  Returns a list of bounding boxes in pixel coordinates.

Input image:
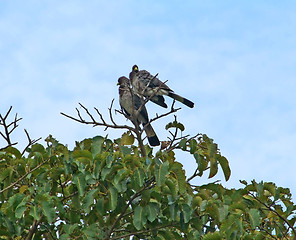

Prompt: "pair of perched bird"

[118,65,194,147]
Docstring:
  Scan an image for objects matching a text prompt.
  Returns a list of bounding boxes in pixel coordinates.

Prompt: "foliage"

[0,107,295,239]
[0,132,295,239]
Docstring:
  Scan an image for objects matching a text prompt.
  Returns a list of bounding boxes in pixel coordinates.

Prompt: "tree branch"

[110,222,177,240]
[0,158,50,194]
[21,129,42,156]
[250,192,296,236]
[106,177,155,239]
[60,103,134,132]
[0,106,21,148]
[25,216,44,240]
[0,107,41,153]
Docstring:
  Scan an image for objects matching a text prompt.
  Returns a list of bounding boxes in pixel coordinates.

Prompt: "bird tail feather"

[168,92,194,108]
[144,124,160,146]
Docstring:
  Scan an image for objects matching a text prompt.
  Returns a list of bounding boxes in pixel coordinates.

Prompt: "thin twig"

[25,216,44,240]
[106,178,155,240]
[60,110,134,132]
[250,192,296,236]
[0,158,50,194]
[110,222,177,240]
[108,99,116,125]
[21,129,42,156]
[187,169,199,183]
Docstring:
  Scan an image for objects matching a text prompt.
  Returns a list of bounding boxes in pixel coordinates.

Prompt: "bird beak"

[117,82,120,85]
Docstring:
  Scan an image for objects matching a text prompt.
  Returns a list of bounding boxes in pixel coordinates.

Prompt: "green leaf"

[165,121,185,131]
[73,174,86,197]
[133,206,144,230]
[133,168,145,188]
[120,146,132,155]
[72,193,81,209]
[113,168,129,186]
[203,232,222,240]
[63,224,78,234]
[158,231,177,240]
[91,136,104,156]
[6,193,25,210]
[200,200,207,212]
[170,162,186,195]
[121,132,135,145]
[82,189,97,214]
[194,153,208,176]
[41,200,55,223]
[248,208,260,229]
[108,187,118,211]
[15,196,29,218]
[218,156,231,181]
[106,154,113,168]
[146,204,157,222]
[179,138,187,150]
[96,198,105,215]
[29,205,41,220]
[208,156,218,178]
[165,177,178,199]
[189,139,197,154]
[263,182,276,196]
[4,147,22,159]
[83,224,99,238]
[169,204,178,220]
[255,181,264,197]
[155,161,169,186]
[274,187,281,201]
[0,167,13,182]
[218,205,229,222]
[60,234,70,240]
[73,150,92,165]
[101,167,111,180]
[182,204,193,223]
[192,196,203,208]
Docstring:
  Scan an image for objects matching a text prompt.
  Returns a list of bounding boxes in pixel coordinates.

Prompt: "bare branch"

[187,169,199,183]
[150,107,181,125]
[108,99,116,125]
[3,106,13,120]
[21,129,42,156]
[0,106,22,148]
[61,103,134,132]
[0,107,41,153]
[94,107,107,125]
[79,103,97,123]
[75,107,85,122]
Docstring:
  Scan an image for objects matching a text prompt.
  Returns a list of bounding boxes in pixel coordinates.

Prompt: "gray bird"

[117,76,160,147]
[129,65,194,108]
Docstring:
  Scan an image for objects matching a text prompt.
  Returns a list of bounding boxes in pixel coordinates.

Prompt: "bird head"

[117,76,130,87]
[132,65,139,73]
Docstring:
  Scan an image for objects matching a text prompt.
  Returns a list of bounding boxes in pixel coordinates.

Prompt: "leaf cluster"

[0,107,295,240]
[0,130,295,239]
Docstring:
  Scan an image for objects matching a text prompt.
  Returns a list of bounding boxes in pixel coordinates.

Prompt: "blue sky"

[1,1,296,198]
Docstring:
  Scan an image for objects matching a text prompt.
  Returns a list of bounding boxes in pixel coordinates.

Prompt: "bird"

[129,65,194,108]
[117,76,160,147]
